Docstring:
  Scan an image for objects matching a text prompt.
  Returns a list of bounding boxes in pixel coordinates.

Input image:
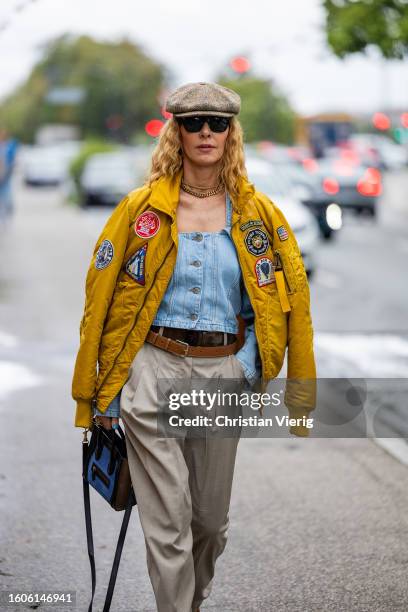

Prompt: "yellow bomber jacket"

[72,170,317,429]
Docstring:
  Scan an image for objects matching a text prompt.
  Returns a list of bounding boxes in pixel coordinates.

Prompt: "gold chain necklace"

[181,179,224,198]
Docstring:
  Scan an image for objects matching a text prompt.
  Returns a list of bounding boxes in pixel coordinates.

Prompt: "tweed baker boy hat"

[165,82,241,118]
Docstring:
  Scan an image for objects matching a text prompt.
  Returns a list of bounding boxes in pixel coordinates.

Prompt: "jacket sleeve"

[72,196,130,428]
[257,192,317,436]
[277,208,317,434]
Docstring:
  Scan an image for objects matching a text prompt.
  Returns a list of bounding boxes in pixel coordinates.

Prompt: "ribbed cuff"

[289,425,310,437]
[74,399,93,429]
[287,405,313,420]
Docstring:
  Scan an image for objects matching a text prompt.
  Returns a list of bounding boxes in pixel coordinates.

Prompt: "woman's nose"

[199,122,211,136]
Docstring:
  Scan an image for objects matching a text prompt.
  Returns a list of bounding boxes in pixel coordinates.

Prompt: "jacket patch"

[95,240,114,270]
[244,229,269,256]
[277,225,289,241]
[125,244,147,285]
[255,257,275,287]
[240,219,263,231]
[134,211,160,239]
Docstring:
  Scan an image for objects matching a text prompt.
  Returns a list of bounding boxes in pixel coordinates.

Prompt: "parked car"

[22,141,81,186]
[79,150,149,207]
[245,146,342,240]
[348,134,408,170]
[301,156,382,218]
[269,160,342,240]
[245,157,320,277]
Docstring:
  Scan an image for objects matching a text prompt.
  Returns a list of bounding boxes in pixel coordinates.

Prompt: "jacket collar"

[149,171,183,218]
[148,170,256,220]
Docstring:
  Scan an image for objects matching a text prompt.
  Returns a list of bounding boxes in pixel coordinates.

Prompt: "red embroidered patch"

[134,211,160,239]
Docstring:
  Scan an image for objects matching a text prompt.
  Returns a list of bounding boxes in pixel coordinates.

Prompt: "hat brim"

[173,110,235,118]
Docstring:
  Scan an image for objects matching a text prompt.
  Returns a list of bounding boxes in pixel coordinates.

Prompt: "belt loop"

[159,326,164,336]
[224,332,227,346]
[163,336,171,350]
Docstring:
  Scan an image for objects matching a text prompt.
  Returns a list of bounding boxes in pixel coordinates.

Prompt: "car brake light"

[303,158,319,173]
[357,167,382,197]
[365,167,381,182]
[322,177,339,195]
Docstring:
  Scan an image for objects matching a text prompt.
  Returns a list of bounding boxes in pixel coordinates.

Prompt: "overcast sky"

[0,0,406,115]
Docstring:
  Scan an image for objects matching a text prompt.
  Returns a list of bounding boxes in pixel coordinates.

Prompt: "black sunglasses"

[177,115,230,133]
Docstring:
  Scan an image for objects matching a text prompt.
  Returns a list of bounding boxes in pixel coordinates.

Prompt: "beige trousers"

[120,342,245,612]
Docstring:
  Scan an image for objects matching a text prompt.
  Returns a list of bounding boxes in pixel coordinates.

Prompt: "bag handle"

[82,431,97,612]
[103,495,133,611]
[82,429,134,612]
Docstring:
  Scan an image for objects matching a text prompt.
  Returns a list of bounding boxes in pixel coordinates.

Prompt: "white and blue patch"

[255,257,275,287]
[95,239,114,270]
[125,244,147,285]
[277,225,289,241]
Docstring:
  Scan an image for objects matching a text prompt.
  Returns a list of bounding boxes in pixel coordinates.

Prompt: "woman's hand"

[95,416,119,430]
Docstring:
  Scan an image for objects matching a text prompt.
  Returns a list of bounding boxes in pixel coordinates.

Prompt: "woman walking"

[72,82,316,611]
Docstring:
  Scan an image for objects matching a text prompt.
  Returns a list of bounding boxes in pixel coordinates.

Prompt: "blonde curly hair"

[146,117,247,198]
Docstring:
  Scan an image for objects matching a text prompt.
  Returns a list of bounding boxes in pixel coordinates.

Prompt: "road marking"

[315,332,408,377]
[315,332,408,467]
[376,438,408,467]
[0,361,43,402]
[0,331,18,348]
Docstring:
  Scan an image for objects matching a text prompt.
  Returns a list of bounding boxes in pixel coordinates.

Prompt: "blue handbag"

[84,421,136,510]
[82,418,137,611]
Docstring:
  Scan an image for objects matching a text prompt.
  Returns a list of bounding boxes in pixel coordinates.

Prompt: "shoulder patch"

[240,219,263,231]
[125,244,148,285]
[244,228,269,256]
[277,225,289,241]
[255,257,275,287]
[95,240,114,270]
[134,211,160,239]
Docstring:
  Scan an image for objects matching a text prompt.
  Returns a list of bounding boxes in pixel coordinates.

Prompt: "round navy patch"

[244,229,269,256]
[95,239,114,270]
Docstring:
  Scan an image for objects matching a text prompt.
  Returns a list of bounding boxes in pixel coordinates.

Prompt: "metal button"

[193,233,203,242]
[190,287,201,294]
[192,260,201,267]
[190,313,198,321]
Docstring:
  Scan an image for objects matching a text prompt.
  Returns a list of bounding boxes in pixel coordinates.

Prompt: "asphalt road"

[0,171,408,612]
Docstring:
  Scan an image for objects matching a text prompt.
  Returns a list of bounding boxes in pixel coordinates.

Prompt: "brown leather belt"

[146,325,238,358]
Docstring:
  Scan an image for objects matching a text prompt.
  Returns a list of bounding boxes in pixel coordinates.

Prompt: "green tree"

[217,76,295,143]
[0,35,165,142]
[323,0,408,59]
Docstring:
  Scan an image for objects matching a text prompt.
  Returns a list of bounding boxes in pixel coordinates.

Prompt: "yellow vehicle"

[296,113,354,158]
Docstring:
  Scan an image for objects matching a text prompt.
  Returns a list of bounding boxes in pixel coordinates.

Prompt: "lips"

[197,145,215,150]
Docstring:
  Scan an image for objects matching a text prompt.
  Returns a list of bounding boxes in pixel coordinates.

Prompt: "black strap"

[103,495,133,612]
[83,440,96,612]
[82,438,133,612]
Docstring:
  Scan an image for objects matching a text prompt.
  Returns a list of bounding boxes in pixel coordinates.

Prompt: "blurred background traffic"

[0,0,407,392]
[1,1,408,274]
[1,2,408,610]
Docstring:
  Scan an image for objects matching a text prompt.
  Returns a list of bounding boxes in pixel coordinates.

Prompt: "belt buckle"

[175,339,190,357]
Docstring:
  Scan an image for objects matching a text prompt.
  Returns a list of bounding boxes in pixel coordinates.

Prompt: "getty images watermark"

[166,387,313,430]
[155,377,408,438]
